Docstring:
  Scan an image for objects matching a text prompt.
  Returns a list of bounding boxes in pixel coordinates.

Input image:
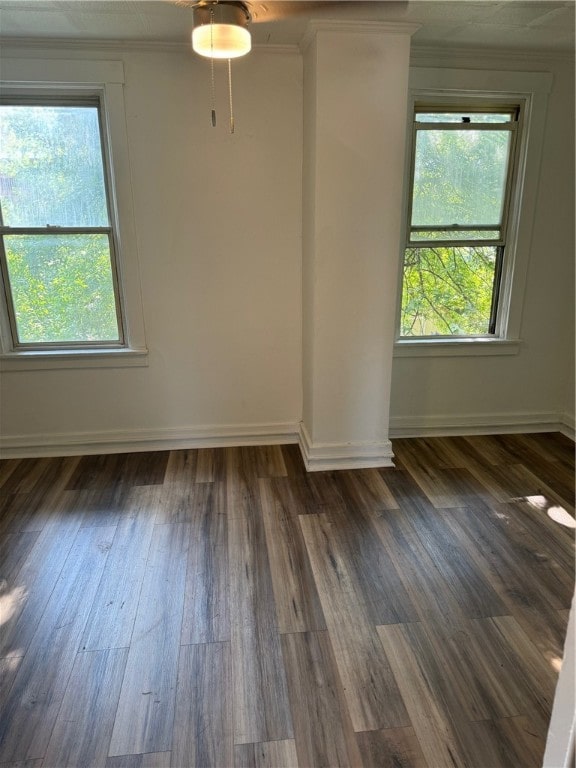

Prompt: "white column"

[300,21,418,471]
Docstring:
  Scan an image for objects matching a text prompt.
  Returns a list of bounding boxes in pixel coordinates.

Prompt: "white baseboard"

[2,412,572,460]
[0,422,300,459]
[298,423,395,472]
[560,413,575,441]
[389,411,575,440]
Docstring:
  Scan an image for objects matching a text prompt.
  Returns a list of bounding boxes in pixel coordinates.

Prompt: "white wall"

[0,41,573,456]
[0,45,304,452]
[390,51,575,437]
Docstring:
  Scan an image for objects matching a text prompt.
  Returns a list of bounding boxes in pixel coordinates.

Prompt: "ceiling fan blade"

[170,0,409,24]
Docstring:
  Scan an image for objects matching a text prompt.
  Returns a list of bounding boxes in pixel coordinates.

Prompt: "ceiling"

[0,0,574,52]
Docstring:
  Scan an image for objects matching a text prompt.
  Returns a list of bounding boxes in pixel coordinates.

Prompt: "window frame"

[394,68,553,358]
[0,94,127,350]
[0,58,147,370]
[400,100,522,341]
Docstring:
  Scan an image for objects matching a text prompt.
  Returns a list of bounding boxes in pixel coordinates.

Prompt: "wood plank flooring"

[0,433,574,767]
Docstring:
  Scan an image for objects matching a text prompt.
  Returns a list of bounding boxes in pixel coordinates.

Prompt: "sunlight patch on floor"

[521,495,575,529]
[525,494,549,509]
[548,655,563,673]
[547,506,576,529]
[0,582,27,627]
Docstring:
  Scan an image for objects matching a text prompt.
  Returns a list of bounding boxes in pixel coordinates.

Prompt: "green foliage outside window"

[401,110,515,338]
[5,235,119,344]
[0,103,121,346]
[401,246,496,336]
[1,104,108,227]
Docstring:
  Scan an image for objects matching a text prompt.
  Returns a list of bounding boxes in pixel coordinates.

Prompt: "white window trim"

[394,67,553,358]
[0,58,147,371]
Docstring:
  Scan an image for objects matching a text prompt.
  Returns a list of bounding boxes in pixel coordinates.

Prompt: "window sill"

[393,338,521,358]
[0,347,149,372]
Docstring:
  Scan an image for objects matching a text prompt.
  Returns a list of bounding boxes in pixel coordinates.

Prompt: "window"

[0,57,147,370]
[0,98,123,348]
[399,104,520,339]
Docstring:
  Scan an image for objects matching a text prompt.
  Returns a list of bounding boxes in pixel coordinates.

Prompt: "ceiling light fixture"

[192,1,251,59]
[191,1,251,132]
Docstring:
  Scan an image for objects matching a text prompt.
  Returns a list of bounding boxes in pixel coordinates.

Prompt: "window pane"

[5,234,120,344]
[410,229,500,242]
[0,105,109,227]
[415,112,513,123]
[411,129,511,228]
[400,246,498,337]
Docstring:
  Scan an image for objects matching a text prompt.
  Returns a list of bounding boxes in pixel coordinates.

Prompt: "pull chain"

[227,58,235,134]
[210,8,216,127]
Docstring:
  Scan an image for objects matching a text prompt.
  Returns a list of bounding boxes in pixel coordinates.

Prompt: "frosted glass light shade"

[192,24,251,58]
[192,2,251,59]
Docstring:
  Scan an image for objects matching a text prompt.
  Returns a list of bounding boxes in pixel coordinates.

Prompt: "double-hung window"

[0,97,123,349]
[399,103,521,340]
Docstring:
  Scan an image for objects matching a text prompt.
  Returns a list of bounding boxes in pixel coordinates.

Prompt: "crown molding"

[0,36,189,53]
[0,36,298,55]
[300,19,421,53]
[411,43,575,65]
[0,35,570,63]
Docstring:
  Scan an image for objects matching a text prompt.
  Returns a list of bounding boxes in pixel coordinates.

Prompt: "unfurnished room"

[0,1,574,766]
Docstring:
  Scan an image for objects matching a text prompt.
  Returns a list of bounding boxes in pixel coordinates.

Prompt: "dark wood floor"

[0,432,574,768]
